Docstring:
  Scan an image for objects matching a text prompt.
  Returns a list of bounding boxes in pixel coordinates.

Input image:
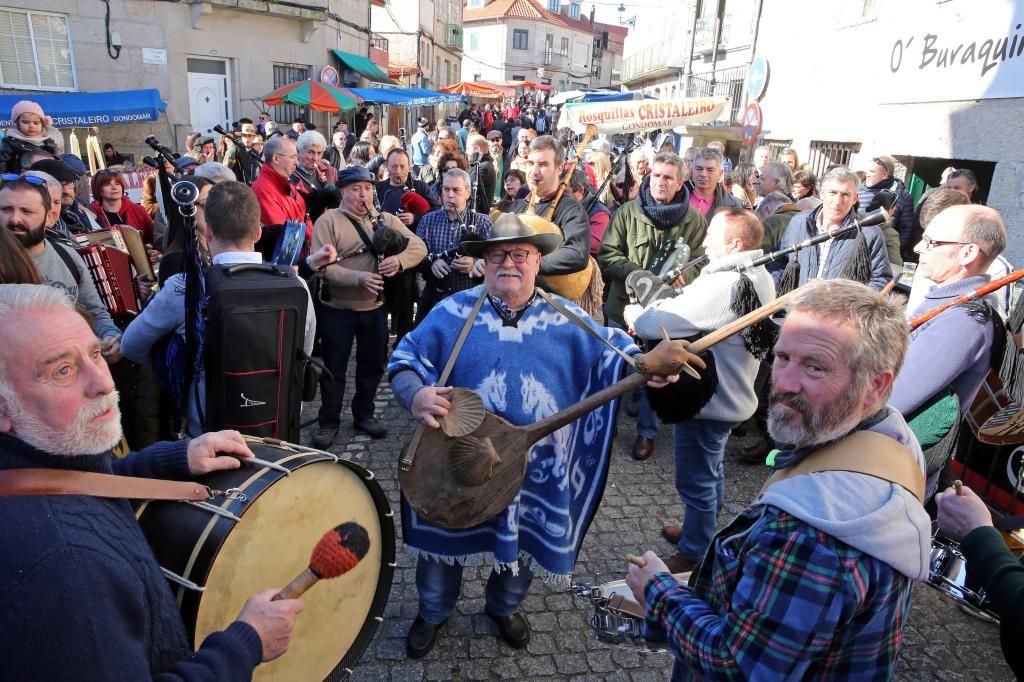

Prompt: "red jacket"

[90,195,155,245]
[251,165,312,239]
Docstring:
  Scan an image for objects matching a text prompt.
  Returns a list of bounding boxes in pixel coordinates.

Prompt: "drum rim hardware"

[569,580,670,655]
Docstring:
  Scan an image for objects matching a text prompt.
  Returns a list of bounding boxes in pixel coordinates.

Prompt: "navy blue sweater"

[0,433,263,680]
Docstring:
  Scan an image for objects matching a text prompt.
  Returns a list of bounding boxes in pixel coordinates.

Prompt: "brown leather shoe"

[661,524,682,545]
[662,552,700,574]
[632,435,655,460]
[738,440,771,465]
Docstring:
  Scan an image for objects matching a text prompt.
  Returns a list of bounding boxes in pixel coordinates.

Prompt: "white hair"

[193,162,235,183]
[0,284,122,455]
[296,130,328,153]
[0,283,76,397]
[21,170,61,195]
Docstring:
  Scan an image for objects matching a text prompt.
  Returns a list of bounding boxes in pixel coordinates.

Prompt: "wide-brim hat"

[336,164,374,188]
[240,123,258,136]
[461,212,562,257]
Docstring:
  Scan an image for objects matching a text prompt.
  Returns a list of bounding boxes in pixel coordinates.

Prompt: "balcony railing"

[446,24,463,50]
[682,66,746,123]
[621,42,687,83]
[370,34,389,52]
[543,49,566,67]
[693,13,731,52]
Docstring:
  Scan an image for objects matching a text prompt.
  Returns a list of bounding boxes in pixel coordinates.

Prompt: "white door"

[187,57,232,136]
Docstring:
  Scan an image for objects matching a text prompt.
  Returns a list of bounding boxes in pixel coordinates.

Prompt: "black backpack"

[201,262,308,442]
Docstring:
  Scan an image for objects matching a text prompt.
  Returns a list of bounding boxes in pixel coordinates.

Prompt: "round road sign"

[746,57,769,100]
[741,103,762,145]
[320,66,340,87]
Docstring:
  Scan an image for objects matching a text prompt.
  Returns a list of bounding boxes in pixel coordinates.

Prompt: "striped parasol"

[438,81,505,99]
[262,79,363,112]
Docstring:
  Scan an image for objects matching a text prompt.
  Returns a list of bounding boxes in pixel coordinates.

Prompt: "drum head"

[193,461,390,681]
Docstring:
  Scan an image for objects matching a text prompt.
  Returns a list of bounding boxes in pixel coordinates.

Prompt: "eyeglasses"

[1,173,45,186]
[274,153,298,160]
[484,248,536,264]
[920,235,972,251]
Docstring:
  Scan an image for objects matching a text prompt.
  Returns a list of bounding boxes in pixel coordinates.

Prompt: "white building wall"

[755,0,1024,262]
[462,23,507,82]
[1,0,371,157]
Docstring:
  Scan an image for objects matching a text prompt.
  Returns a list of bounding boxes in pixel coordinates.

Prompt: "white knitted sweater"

[632,249,776,423]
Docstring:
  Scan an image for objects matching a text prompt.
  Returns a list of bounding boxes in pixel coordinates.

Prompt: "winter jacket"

[684,180,743,218]
[0,433,263,680]
[510,192,591,280]
[90,195,156,245]
[858,177,917,256]
[597,195,708,327]
[0,132,58,173]
[768,206,892,291]
[892,274,996,416]
[760,203,800,252]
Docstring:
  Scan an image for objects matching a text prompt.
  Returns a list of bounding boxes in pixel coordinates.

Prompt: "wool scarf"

[637,176,690,231]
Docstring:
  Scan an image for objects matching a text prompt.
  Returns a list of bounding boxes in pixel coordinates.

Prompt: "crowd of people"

[1,90,1023,680]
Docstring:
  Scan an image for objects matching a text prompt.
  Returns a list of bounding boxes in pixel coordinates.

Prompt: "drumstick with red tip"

[273,522,371,601]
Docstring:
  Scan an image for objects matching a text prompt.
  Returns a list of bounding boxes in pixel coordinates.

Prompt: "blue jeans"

[634,388,661,439]
[415,555,534,624]
[673,418,738,561]
[608,319,660,438]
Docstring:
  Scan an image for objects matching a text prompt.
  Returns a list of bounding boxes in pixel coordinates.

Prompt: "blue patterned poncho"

[389,285,638,584]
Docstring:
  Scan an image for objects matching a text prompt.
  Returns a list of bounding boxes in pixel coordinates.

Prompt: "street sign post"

[741,102,762,145]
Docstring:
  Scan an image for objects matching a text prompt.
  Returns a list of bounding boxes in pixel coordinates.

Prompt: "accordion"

[75,243,140,317]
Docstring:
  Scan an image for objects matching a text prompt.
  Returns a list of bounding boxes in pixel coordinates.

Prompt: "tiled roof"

[464,0,597,34]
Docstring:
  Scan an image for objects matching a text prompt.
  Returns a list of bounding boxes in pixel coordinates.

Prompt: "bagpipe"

[144,135,188,255]
[587,134,642,213]
[517,123,599,301]
[212,124,262,185]
[657,208,890,291]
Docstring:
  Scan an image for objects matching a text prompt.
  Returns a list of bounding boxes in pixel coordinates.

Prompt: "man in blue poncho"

[388,213,687,658]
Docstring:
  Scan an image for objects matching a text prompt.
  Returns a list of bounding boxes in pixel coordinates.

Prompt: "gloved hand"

[625,269,676,308]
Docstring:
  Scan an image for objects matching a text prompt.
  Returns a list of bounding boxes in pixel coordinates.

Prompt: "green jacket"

[761,204,800,252]
[597,199,708,327]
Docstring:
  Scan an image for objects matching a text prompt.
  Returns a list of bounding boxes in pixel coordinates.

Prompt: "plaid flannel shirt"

[645,505,913,680]
[416,208,492,293]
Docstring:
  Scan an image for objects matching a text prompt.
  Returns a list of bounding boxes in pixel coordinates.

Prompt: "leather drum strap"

[0,468,211,501]
[760,430,926,504]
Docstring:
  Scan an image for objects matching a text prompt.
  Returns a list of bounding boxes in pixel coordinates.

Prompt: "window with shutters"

[0,7,76,90]
[512,29,529,50]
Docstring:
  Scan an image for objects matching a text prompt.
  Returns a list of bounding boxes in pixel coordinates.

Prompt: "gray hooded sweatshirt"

[760,406,932,581]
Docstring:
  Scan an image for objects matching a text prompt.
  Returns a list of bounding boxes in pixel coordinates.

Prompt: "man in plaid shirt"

[415,168,493,322]
[628,279,932,680]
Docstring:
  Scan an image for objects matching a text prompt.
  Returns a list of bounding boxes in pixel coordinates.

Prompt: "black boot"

[406,615,446,659]
[485,609,530,648]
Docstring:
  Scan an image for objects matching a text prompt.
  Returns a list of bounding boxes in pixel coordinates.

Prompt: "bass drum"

[137,440,395,681]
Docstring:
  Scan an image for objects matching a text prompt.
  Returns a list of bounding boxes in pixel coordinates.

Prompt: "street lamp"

[616,3,635,27]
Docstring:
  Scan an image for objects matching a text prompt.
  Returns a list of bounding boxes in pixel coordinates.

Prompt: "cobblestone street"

[306,371,1012,681]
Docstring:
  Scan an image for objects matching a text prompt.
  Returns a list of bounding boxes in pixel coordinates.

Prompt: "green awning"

[331,49,396,85]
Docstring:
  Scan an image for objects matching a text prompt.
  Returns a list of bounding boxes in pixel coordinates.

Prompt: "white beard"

[7,390,122,456]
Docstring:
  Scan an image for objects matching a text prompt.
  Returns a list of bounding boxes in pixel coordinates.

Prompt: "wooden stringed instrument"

[399,289,793,528]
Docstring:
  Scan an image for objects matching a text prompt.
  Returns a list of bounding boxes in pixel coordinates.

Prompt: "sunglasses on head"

[1,173,46,186]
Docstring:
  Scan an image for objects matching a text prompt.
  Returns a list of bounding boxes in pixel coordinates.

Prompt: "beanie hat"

[11,100,50,126]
